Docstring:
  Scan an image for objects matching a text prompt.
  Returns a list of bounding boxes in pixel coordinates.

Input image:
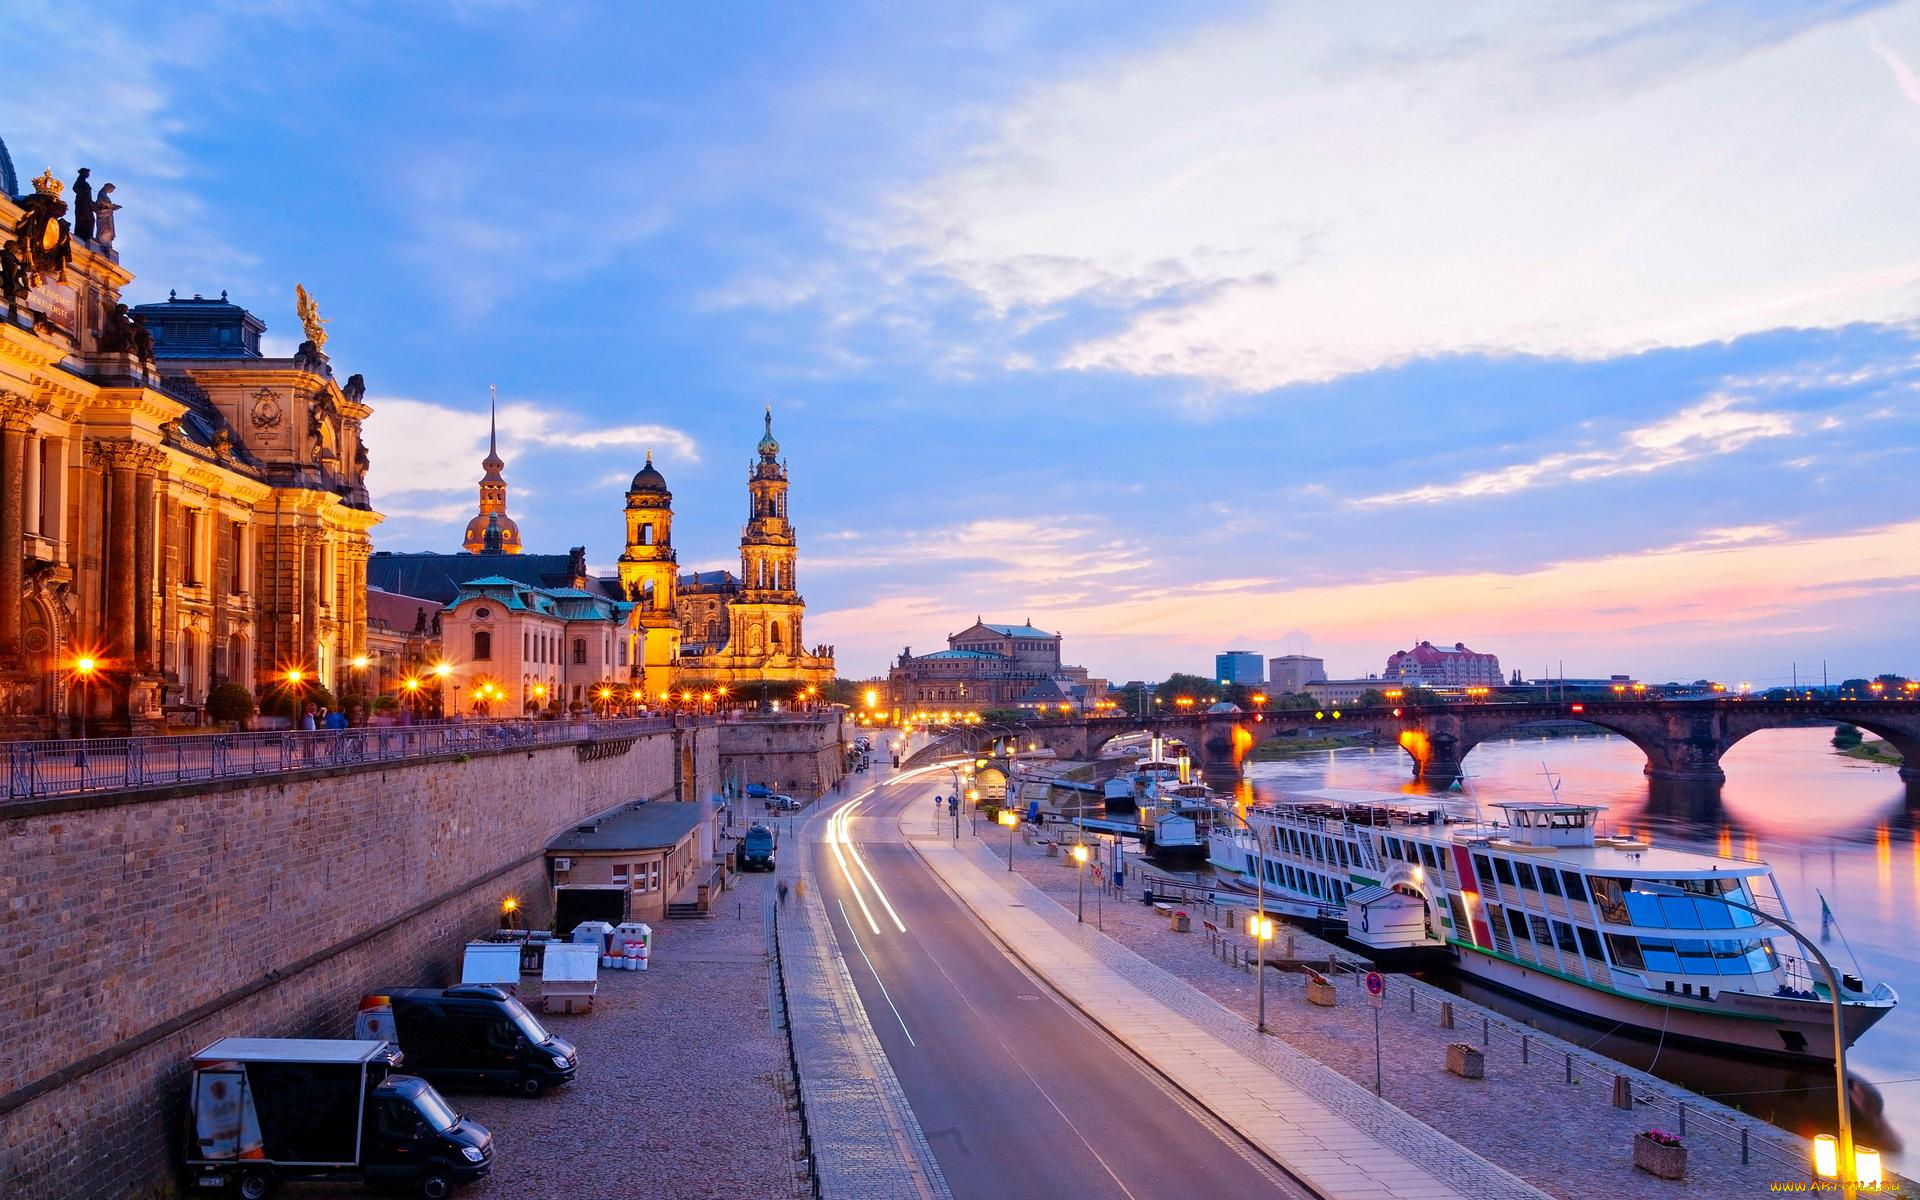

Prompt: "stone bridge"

[920,700,1920,785]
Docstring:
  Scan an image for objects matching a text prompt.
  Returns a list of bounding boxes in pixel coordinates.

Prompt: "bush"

[259,681,337,719]
[205,681,257,727]
[1832,723,1863,748]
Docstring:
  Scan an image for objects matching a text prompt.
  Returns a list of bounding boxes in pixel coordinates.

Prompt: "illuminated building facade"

[887,620,1105,715]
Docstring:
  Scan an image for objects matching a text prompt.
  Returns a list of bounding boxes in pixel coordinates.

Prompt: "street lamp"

[1249,911,1275,1031]
[1633,883,1861,1198]
[1217,804,1273,1032]
[72,656,97,741]
[402,676,422,721]
[998,809,1018,871]
[1070,843,1089,922]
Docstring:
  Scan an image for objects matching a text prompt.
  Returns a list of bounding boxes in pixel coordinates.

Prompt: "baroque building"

[887,620,1104,716]
[0,145,379,735]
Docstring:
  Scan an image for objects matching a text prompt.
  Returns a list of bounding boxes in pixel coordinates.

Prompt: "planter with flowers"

[1633,1129,1686,1180]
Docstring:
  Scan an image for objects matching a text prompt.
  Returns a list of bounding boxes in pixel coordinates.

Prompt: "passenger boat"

[1207,787,1897,1059]
[1097,740,1217,863]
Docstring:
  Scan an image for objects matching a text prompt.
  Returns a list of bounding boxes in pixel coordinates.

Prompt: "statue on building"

[354,439,369,474]
[2,240,24,321]
[91,183,120,250]
[96,301,140,354]
[15,169,73,284]
[414,607,428,634]
[342,373,365,405]
[70,169,94,241]
[211,429,234,460]
[130,311,153,361]
[294,283,328,352]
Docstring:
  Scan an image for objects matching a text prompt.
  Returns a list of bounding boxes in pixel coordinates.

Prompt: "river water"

[1239,726,1920,1171]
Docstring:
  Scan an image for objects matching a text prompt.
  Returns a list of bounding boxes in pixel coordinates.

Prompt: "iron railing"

[2,717,677,803]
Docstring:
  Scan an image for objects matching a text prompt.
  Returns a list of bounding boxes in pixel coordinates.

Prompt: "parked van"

[358,986,577,1097]
[184,1038,491,1199]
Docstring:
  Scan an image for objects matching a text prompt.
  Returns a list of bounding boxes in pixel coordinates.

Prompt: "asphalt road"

[809,761,1311,1200]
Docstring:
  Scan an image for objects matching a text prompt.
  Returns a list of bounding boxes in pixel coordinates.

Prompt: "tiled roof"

[983,623,1056,639]
[368,552,608,604]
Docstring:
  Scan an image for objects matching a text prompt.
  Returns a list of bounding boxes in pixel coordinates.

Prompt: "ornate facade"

[627,408,835,693]
[887,620,1104,716]
[0,145,379,735]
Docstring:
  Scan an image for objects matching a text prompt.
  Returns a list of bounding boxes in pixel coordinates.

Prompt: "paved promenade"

[775,797,954,1200]
[907,817,1547,1200]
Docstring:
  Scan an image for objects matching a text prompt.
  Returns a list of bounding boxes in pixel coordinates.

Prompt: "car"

[774,795,803,810]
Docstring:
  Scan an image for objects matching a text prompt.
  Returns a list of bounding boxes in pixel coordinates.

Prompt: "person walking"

[793,877,805,902]
[300,703,318,732]
[777,881,790,907]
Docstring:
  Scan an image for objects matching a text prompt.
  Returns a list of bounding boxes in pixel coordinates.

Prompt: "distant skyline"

[9,1,1919,684]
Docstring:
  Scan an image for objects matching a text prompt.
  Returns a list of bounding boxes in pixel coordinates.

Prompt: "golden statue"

[294,283,329,352]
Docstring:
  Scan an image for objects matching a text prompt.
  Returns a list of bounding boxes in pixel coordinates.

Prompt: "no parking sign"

[1364,970,1385,1008]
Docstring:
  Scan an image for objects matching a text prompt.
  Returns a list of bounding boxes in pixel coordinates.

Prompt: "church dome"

[757,406,779,460]
[463,510,521,553]
[629,450,670,497]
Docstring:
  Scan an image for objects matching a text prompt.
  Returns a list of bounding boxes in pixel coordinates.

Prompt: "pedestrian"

[794,877,806,902]
[325,707,347,731]
[300,703,318,732]
[778,881,790,907]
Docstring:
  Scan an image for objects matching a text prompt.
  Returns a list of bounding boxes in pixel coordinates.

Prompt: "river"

[1239,725,1920,1172]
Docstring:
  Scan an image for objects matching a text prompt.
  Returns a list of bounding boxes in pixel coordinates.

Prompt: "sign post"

[1365,971,1386,1096]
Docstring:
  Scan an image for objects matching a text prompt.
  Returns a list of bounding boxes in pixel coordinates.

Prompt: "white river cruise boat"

[1207,787,1897,1059]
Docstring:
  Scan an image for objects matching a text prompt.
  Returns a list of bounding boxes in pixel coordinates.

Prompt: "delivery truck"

[184,1037,491,1199]
[736,822,777,871]
[358,985,578,1097]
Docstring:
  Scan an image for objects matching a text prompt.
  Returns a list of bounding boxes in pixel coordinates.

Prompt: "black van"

[373,986,578,1097]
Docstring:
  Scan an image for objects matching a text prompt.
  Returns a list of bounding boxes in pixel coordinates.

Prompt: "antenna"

[1538,761,1562,801]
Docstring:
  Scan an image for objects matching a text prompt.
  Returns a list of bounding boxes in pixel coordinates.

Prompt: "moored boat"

[1207,787,1896,1059]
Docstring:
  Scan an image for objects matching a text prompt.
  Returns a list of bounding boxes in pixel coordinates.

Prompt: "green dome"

[757,406,779,459]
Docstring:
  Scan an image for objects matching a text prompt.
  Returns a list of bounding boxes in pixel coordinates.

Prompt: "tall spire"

[482,384,504,475]
[464,384,522,554]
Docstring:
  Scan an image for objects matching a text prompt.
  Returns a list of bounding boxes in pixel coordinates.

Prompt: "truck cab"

[363,985,578,1097]
[185,1037,490,1199]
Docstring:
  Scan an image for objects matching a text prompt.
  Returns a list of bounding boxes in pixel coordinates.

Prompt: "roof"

[983,623,1056,639]
[365,586,438,632]
[193,1038,389,1065]
[368,551,608,604]
[679,569,735,589]
[549,802,709,852]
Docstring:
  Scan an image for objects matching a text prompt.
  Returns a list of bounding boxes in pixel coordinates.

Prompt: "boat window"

[1514,861,1538,891]
[1472,853,1497,893]
[1696,899,1735,930]
[1639,938,1683,974]
[1622,890,1666,927]
[1577,926,1604,960]
[1493,858,1516,887]
[1552,920,1579,953]
[1676,939,1716,974]
[1507,909,1530,941]
[1424,844,1443,871]
[1538,868,1563,897]
[1660,896,1704,930]
[1388,839,1403,861]
[1529,915,1553,944]
[1606,933,1646,971]
[1560,870,1588,902]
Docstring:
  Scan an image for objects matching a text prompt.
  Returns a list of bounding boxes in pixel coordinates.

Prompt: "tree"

[1357,689,1388,709]
[259,681,336,719]
[1832,723,1863,748]
[205,681,256,728]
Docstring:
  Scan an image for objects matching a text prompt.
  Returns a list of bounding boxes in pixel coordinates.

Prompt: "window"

[230,522,245,592]
[473,631,492,661]
[1472,853,1496,892]
[1538,867,1562,897]
[1560,870,1588,902]
[524,632,530,659]
[613,864,629,886]
[1493,858,1517,887]
[1514,861,1538,891]
[573,638,587,665]
[1506,909,1530,941]
[1529,915,1553,945]
[1577,926,1605,961]
[183,510,201,585]
[1551,921,1579,953]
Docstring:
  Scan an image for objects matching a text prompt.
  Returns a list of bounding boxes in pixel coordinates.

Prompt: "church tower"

[462,387,522,555]
[730,407,805,659]
[617,451,679,691]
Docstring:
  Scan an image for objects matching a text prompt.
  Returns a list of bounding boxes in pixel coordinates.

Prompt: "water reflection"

[1243,727,1919,1170]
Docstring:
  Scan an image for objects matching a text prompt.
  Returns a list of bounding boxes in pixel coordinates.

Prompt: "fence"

[2,716,678,803]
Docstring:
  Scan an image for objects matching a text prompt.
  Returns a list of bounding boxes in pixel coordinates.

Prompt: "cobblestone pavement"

[982,832,1916,1200]
[776,788,953,1200]
[455,870,807,1200]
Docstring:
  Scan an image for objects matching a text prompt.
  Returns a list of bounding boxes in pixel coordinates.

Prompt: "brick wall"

[717,713,846,799]
[0,724,707,1199]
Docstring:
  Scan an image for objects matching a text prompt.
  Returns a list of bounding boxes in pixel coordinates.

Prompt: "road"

[808,761,1311,1200]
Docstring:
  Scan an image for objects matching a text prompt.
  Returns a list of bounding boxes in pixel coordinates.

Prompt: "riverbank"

[974,829,1898,1200]
[1843,738,1906,766]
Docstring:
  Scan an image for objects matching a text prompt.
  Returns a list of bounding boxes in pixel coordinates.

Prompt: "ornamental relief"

[249,388,283,429]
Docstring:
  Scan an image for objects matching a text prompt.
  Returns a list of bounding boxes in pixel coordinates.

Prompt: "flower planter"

[1305,977,1338,1007]
[1633,1134,1686,1180]
[1445,1042,1484,1079]
[1169,913,1192,933]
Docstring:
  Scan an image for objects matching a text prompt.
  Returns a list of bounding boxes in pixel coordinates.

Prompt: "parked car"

[183,1037,491,1199]
[774,794,803,810]
[358,986,577,1097]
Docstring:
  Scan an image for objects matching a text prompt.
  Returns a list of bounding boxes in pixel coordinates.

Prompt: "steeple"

[463,384,522,554]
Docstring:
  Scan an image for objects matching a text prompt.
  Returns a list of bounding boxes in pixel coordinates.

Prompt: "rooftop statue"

[92,182,120,250]
[294,283,328,352]
[71,168,94,241]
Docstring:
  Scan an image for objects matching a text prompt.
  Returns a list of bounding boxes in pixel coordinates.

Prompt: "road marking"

[840,800,908,932]
[838,898,916,1047]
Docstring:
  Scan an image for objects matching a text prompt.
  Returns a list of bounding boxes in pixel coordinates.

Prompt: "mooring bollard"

[1481,1015,1489,1046]
[1440,1000,1454,1029]
[1678,1102,1687,1136]
[1740,1127,1749,1164]
[1521,1034,1530,1064]
[1613,1074,1634,1109]
[1564,1053,1574,1085]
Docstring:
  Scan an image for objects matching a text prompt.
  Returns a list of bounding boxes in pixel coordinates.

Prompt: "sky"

[8,0,1920,686]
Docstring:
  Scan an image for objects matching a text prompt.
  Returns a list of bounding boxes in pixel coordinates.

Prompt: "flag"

[1820,894,1834,943]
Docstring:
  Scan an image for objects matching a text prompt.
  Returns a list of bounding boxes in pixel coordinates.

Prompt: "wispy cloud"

[1353,396,1796,507]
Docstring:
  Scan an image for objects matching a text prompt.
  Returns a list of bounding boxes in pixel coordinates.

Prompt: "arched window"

[474,631,492,661]
[639,524,652,546]
[770,620,784,648]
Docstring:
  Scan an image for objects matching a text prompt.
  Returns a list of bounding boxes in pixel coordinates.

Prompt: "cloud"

[361,396,698,498]
[806,516,1154,587]
[1871,29,1920,106]
[874,3,1920,392]
[1353,395,1796,506]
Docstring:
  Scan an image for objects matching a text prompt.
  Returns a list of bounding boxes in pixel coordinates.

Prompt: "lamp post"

[403,676,422,722]
[1633,883,1860,1199]
[72,656,97,741]
[432,661,452,720]
[998,809,1018,871]
[1071,843,1089,922]
[1217,803,1272,1032]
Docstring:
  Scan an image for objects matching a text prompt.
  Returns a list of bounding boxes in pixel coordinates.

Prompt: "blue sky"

[10,0,1920,684]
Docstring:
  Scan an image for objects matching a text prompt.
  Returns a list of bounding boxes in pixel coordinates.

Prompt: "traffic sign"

[948,796,959,812]
[1364,970,1385,1007]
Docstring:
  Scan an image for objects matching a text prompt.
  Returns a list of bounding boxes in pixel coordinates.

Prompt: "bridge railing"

[2,717,677,804]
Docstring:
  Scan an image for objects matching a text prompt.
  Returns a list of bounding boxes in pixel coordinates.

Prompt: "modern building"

[1383,640,1503,688]
[366,408,833,699]
[0,151,380,735]
[546,801,720,924]
[1268,654,1327,692]
[1214,650,1264,687]
[1304,677,1396,705]
[887,620,1106,715]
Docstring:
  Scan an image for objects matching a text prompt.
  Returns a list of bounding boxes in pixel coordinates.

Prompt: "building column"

[133,459,160,671]
[22,430,41,538]
[0,405,26,663]
[88,442,141,667]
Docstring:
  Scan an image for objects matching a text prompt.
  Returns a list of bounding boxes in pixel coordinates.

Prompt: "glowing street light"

[1070,843,1090,922]
[998,808,1019,871]
[1249,912,1275,1031]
